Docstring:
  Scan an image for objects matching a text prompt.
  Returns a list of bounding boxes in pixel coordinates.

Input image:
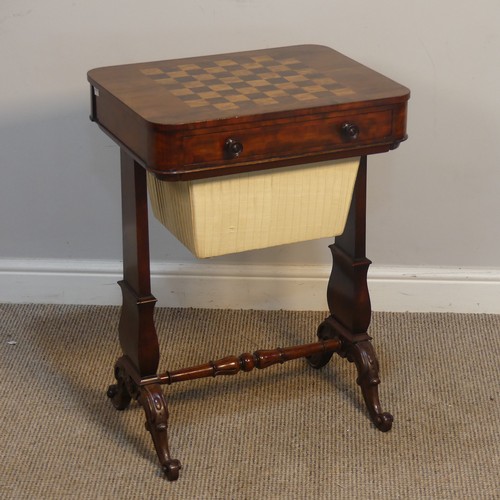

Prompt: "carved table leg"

[306,320,337,369]
[308,156,393,431]
[139,384,182,481]
[107,150,181,479]
[107,357,134,410]
[341,340,393,431]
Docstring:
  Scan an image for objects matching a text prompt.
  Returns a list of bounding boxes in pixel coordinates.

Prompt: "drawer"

[182,109,393,166]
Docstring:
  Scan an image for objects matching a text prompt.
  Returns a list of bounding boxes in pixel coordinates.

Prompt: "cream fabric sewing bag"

[148,157,360,258]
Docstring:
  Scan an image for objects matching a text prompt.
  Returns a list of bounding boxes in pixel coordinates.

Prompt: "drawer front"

[182,109,393,166]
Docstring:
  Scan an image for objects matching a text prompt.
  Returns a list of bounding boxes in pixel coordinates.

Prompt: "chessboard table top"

[88,45,409,129]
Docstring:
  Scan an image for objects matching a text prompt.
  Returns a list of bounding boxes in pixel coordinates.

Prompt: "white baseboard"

[0,258,499,313]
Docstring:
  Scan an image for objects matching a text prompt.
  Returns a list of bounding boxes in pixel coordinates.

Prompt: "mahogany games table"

[88,45,409,480]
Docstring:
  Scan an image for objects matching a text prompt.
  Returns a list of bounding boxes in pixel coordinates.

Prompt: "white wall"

[1,1,499,310]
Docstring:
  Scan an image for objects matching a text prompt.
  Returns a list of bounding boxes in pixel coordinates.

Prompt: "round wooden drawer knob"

[224,138,244,158]
[341,123,360,140]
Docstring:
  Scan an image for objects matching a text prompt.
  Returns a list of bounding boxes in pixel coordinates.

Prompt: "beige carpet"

[1,304,499,499]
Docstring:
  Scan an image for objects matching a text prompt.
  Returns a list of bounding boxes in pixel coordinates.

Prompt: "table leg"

[308,156,393,431]
[116,150,159,376]
[106,150,181,480]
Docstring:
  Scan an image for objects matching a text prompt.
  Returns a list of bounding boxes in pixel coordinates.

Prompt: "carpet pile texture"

[1,304,498,499]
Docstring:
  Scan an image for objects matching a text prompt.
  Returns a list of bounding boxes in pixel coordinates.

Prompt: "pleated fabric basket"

[148,157,360,258]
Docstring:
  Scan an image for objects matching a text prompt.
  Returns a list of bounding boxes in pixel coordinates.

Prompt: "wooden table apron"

[88,45,409,481]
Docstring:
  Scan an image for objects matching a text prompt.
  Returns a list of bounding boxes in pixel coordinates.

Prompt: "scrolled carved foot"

[344,340,393,432]
[107,383,131,410]
[163,459,182,481]
[139,384,181,481]
[372,411,393,432]
[107,359,133,410]
[307,320,337,369]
